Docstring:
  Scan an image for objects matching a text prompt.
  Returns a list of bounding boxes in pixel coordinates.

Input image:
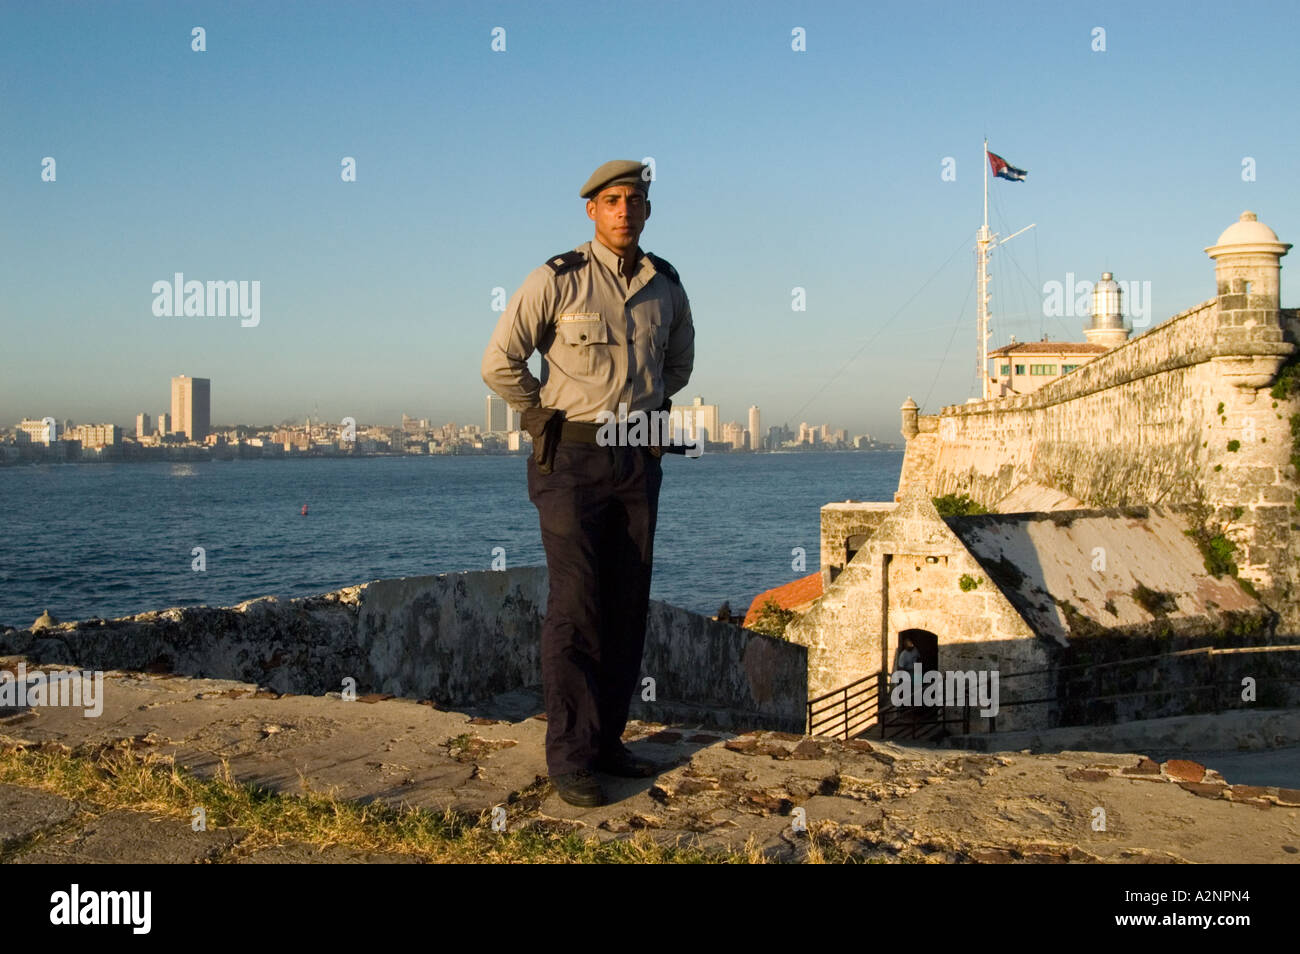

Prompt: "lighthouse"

[1084,272,1131,349]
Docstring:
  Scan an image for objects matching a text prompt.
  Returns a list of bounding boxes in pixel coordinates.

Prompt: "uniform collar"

[589,237,647,281]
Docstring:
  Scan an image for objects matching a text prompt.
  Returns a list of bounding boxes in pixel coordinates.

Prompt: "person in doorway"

[893,636,921,679]
[893,635,923,721]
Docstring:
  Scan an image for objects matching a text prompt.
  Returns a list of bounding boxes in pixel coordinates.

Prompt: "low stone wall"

[0,567,807,734]
[633,601,806,732]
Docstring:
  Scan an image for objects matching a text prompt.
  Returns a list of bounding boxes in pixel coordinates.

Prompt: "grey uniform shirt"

[480,238,695,424]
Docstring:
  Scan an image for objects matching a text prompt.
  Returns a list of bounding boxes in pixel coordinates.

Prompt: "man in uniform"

[481,159,695,807]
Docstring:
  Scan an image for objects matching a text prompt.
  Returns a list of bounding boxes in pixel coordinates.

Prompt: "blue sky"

[3,0,1297,439]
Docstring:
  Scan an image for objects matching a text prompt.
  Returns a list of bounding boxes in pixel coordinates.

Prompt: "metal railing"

[807,644,1300,740]
[806,673,880,740]
[876,698,972,741]
[807,672,970,742]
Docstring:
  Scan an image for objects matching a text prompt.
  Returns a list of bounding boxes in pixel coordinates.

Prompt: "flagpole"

[977,139,991,401]
[983,137,988,234]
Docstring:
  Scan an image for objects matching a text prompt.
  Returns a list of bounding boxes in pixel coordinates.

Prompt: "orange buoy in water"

[301,504,308,516]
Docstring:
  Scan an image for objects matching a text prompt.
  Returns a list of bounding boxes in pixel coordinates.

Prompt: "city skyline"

[3,3,1296,440]
[8,381,883,450]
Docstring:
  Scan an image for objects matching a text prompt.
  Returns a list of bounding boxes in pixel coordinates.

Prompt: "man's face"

[587,184,650,256]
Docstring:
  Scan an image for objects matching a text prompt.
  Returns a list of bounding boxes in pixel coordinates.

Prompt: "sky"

[2,0,1297,440]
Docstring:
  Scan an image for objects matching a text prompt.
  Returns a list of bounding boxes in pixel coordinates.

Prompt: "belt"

[558,419,688,455]
[559,420,604,444]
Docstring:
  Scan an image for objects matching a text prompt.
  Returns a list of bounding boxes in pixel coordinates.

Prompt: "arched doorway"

[881,628,943,741]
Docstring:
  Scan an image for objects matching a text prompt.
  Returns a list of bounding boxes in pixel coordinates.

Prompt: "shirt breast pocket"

[554,314,609,376]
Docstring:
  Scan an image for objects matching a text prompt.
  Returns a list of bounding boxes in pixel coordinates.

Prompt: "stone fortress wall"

[898,213,1300,635]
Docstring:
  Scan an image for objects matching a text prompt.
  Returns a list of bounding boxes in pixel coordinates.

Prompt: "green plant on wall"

[933,493,989,517]
[1178,472,1258,599]
[747,597,796,639]
[958,573,983,591]
[1268,352,1300,484]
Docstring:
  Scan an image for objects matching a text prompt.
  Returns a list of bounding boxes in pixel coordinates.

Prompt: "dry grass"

[0,740,854,864]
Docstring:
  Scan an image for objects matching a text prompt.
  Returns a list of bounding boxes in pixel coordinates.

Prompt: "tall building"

[722,421,746,449]
[158,412,170,436]
[170,376,211,442]
[485,394,513,434]
[135,412,151,438]
[676,395,720,444]
[18,418,57,445]
[748,405,762,450]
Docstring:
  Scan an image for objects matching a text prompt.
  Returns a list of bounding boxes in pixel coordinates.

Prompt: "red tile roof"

[743,572,824,627]
[988,342,1111,356]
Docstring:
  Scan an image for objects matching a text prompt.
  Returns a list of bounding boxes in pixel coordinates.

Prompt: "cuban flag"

[987,150,1027,182]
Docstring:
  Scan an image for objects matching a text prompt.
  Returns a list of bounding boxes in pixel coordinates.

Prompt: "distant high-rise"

[170,376,211,442]
[486,394,510,434]
[135,412,151,439]
[18,418,57,445]
[722,421,746,449]
[748,405,762,450]
[158,412,170,436]
[677,395,720,444]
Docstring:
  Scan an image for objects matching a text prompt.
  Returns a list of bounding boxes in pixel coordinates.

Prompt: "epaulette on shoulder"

[544,250,588,276]
[646,252,681,286]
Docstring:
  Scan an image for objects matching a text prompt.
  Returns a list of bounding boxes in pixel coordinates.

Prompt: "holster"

[522,406,565,474]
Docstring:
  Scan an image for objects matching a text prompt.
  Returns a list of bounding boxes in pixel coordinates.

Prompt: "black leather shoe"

[595,743,659,778]
[551,769,606,807]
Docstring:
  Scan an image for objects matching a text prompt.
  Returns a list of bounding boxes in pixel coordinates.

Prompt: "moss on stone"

[932,493,989,517]
[1132,582,1178,617]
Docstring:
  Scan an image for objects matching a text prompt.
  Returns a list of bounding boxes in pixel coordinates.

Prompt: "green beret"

[580,159,651,199]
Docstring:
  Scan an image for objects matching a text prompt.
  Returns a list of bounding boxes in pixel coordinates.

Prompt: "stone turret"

[1206,211,1291,308]
[1084,272,1130,348]
[900,396,918,440]
[1205,211,1292,385]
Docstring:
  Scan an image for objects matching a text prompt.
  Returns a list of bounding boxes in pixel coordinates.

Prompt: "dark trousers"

[526,440,663,776]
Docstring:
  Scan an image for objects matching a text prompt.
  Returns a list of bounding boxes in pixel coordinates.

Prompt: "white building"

[19,418,60,445]
[676,395,720,444]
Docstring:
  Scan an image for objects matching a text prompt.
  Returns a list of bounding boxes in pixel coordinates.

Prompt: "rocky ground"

[2,659,1298,863]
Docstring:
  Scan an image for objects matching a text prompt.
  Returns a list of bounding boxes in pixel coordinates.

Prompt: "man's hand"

[648,397,671,458]
[520,406,556,439]
[521,406,565,474]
